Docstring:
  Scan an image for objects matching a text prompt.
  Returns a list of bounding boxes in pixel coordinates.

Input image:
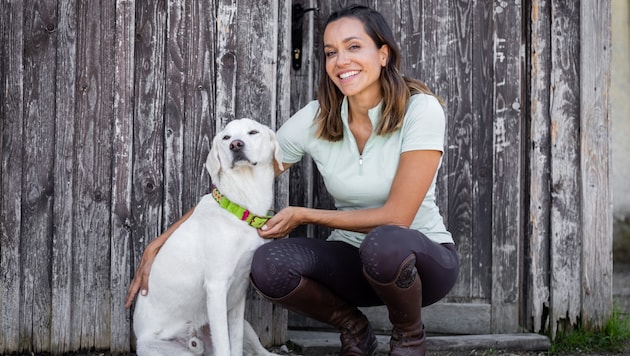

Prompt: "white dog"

[133,118,283,356]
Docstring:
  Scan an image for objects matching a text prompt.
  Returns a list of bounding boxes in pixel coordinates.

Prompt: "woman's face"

[323,17,389,102]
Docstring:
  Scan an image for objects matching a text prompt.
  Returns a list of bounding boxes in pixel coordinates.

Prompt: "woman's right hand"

[124,208,195,309]
[124,239,161,309]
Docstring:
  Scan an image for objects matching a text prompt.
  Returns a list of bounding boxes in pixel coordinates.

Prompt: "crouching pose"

[251,5,459,355]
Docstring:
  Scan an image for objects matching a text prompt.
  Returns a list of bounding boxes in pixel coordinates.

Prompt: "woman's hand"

[258,206,303,239]
[124,208,195,309]
[124,241,160,309]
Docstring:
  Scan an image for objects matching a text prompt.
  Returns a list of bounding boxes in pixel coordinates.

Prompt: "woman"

[127,5,459,356]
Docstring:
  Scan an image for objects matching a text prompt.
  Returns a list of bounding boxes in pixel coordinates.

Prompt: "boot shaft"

[364,254,425,356]
[252,276,377,355]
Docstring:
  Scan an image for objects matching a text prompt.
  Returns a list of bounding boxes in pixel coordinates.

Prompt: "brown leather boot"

[254,277,377,355]
[364,255,425,356]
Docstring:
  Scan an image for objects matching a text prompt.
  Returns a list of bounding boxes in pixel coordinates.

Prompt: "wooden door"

[287,0,524,334]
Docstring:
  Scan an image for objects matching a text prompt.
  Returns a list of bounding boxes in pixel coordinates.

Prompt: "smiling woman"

[248,5,458,356]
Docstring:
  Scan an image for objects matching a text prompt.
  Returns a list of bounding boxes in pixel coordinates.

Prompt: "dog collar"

[211,185,273,229]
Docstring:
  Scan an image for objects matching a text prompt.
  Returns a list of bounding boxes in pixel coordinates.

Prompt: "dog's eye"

[248,130,259,135]
[222,135,231,140]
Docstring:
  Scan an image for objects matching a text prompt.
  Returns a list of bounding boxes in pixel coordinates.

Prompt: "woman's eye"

[248,130,259,135]
[349,44,360,50]
[325,51,336,58]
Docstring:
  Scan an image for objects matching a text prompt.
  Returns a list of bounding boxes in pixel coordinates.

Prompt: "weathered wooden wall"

[527,0,612,337]
[0,0,290,353]
[0,0,612,353]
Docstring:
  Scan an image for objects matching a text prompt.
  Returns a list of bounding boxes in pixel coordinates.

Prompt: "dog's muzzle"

[230,139,254,166]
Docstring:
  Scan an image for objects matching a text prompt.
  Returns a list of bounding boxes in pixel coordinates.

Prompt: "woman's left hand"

[258,206,302,239]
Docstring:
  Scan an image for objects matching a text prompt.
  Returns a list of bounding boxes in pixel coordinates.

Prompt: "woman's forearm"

[295,205,409,234]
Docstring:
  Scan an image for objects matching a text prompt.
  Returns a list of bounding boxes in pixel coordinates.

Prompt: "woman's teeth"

[339,71,359,79]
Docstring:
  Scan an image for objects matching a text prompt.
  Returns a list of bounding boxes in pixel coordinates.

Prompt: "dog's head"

[205,118,283,180]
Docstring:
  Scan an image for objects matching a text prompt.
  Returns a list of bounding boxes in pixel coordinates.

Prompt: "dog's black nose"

[230,139,244,151]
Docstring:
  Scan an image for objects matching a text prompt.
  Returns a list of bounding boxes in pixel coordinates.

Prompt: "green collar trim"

[211,185,273,229]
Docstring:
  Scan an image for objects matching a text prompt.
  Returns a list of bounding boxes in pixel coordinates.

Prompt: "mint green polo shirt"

[277,94,454,247]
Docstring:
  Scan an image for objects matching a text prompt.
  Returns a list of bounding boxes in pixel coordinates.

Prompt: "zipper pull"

[359,155,364,175]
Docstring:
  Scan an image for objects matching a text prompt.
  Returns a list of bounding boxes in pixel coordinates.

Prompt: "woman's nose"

[336,50,350,65]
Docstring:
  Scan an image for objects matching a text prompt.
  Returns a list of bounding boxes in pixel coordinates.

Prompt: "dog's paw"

[187,336,205,355]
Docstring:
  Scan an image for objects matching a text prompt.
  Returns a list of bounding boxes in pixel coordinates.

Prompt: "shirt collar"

[340,96,384,132]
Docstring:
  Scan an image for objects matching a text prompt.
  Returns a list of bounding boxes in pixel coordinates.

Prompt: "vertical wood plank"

[579,0,612,330]
[51,0,77,352]
[110,0,136,352]
[182,0,215,210]
[0,1,24,352]
[491,0,522,333]
[215,0,237,130]
[233,1,277,122]
[21,1,57,350]
[163,0,188,225]
[528,0,552,333]
[470,0,495,303]
[549,0,581,337]
[419,0,451,260]
[131,0,167,294]
[444,0,477,299]
[73,1,115,348]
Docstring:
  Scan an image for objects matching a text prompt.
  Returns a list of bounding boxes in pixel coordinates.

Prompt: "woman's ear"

[379,44,390,67]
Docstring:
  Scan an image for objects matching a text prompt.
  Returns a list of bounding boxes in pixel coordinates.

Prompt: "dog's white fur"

[133,118,283,356]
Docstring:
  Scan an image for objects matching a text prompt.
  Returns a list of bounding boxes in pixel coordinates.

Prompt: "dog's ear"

[205,134,222,178]
[269,127,284,171]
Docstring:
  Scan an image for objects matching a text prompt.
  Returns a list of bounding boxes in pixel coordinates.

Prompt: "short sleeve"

[401,94,446,153]
[276,100,320,164]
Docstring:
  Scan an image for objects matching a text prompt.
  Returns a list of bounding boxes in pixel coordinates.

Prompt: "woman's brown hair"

[315,4,439,141]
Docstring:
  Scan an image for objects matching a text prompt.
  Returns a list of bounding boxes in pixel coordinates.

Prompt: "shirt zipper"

[359,154,363,175]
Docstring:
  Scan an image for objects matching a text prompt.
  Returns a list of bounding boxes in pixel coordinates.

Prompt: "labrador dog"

[133,118,283,356]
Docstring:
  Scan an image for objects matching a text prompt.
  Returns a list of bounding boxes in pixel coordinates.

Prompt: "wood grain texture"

[215,0,238,129]
[109,0,136,351]
[549,0,582,336]
[490,0,523,334]
[528,0,552,334]
[0,0,25,352]
[51,0,78,351]
[579,0,612,330]
[130,0,167,289]
[74,1,115,348]
[182,0,215,210]
[20,1,57,351]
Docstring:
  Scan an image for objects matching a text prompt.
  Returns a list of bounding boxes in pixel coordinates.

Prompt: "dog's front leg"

[227,296,246,355]
[206,284,231,356]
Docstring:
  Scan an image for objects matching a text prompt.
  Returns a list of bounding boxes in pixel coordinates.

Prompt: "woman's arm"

[258,149,442,238]
[124,207,194,308]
